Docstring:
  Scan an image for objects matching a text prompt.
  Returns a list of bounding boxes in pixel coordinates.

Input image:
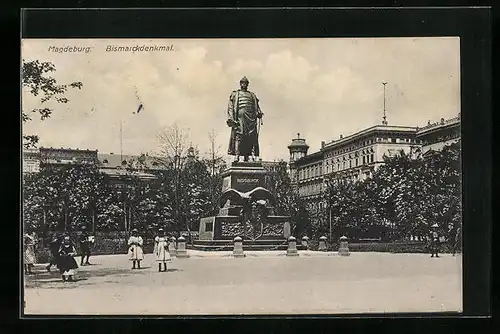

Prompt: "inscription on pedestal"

[221,221,245,238]
[231,174,264,193]
[262,223,285,238]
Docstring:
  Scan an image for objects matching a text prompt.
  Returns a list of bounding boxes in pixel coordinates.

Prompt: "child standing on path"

[155,228,171,272]
[58,236,79,282]
[23,232,37,275]
[128,229,144,269]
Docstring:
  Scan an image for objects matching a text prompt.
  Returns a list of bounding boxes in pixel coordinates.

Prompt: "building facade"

[38,147,99,168]
[288,114,461,212]
[416,115,460,154]
[22,148,40,174]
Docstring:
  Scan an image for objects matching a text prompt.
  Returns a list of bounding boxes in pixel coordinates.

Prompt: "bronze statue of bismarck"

[227,76,264,162]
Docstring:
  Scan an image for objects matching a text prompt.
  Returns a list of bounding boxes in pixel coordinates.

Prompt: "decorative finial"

[297,133,300,139]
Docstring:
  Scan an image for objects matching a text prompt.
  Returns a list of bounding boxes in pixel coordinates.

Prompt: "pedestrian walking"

[128,228,144,269]
[46,233,63,272]
[79,226,92,266]
[154,228,171,272]
[23,232,37,275]
[57,236,79,282]
[430,223,440,258]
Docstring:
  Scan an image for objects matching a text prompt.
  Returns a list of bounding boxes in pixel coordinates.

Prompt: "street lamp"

[329,205,332,243]
[172,154,187,236]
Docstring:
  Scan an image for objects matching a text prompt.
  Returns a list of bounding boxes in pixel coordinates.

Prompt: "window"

[356,158,358,166]
[205,222,214,232]
[391,138,396,143]
[349,160,352,168]
[362,156,366,164]
[371,154,374,163]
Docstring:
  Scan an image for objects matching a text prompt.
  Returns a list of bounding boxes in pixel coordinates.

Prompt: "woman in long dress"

[128,228,144,269]
[154,228,171,272]
[23,233,37,275]
[57,236,79,282]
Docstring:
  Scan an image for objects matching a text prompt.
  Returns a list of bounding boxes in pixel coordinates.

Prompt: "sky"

[21,37,460,162]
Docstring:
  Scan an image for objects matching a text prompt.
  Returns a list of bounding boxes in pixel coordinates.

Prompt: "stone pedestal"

[233,236,245,258]
[196,161,290,248]
[318,236,327,251]
[286,236,299,256]
[301,236,309,250]
[176,236,189,258]
[168,237,177,257]
[219,161,267,215]
[338,236,350,256]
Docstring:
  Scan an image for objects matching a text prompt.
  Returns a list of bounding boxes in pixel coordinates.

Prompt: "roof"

[288,138,309,149]
[416,116,460,136]
[288,133,310,150]
[97,153,167,170]
[323,125,417,149]
[100,167,156,180]
[40,147,98,154]
[295,150,324,164]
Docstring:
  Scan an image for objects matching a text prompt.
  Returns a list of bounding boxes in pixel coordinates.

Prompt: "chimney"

[340,135,343,139]
[321,141,325,149]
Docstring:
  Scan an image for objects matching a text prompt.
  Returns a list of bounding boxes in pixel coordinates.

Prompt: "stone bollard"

[338,235,350,256]
[168,237,177,257]
[176,236,190,258]
[286,236,299,256]
[301,236,309,250]
[233,236,245,258]
[318,236,328,251]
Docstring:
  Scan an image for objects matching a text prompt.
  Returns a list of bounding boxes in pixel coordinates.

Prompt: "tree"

[154,124,217,235]
[264,161,307,236]
[181,159,213,233]
[23,163,109,235]
[202,129,227,215]
[22,60,83,149]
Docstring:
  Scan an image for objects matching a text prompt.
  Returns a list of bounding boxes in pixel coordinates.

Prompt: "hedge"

[304,240,458,253]
[33,233,460,260]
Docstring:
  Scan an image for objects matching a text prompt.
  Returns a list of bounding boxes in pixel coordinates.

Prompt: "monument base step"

[191,239,306,251]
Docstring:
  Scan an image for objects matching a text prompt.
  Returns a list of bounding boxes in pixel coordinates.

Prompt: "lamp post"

[173,153,187,235]
[174,154,180,235]
[329,206,332,243]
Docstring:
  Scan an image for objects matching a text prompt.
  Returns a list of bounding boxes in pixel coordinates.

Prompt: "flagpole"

[120,119,123,162]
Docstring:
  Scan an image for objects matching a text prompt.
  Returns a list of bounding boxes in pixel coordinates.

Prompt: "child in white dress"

[127,229,144,269]
[155,228,171,272]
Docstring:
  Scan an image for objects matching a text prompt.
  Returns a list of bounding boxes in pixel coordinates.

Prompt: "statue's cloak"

[227,89,262,157]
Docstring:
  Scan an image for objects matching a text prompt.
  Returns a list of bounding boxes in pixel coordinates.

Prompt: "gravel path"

[23,251,462,315]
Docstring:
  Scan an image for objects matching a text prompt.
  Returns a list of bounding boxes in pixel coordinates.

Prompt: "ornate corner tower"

[287,133,309,189]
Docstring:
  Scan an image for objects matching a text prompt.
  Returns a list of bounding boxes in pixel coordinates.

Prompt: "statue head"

[239,76,249,90]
